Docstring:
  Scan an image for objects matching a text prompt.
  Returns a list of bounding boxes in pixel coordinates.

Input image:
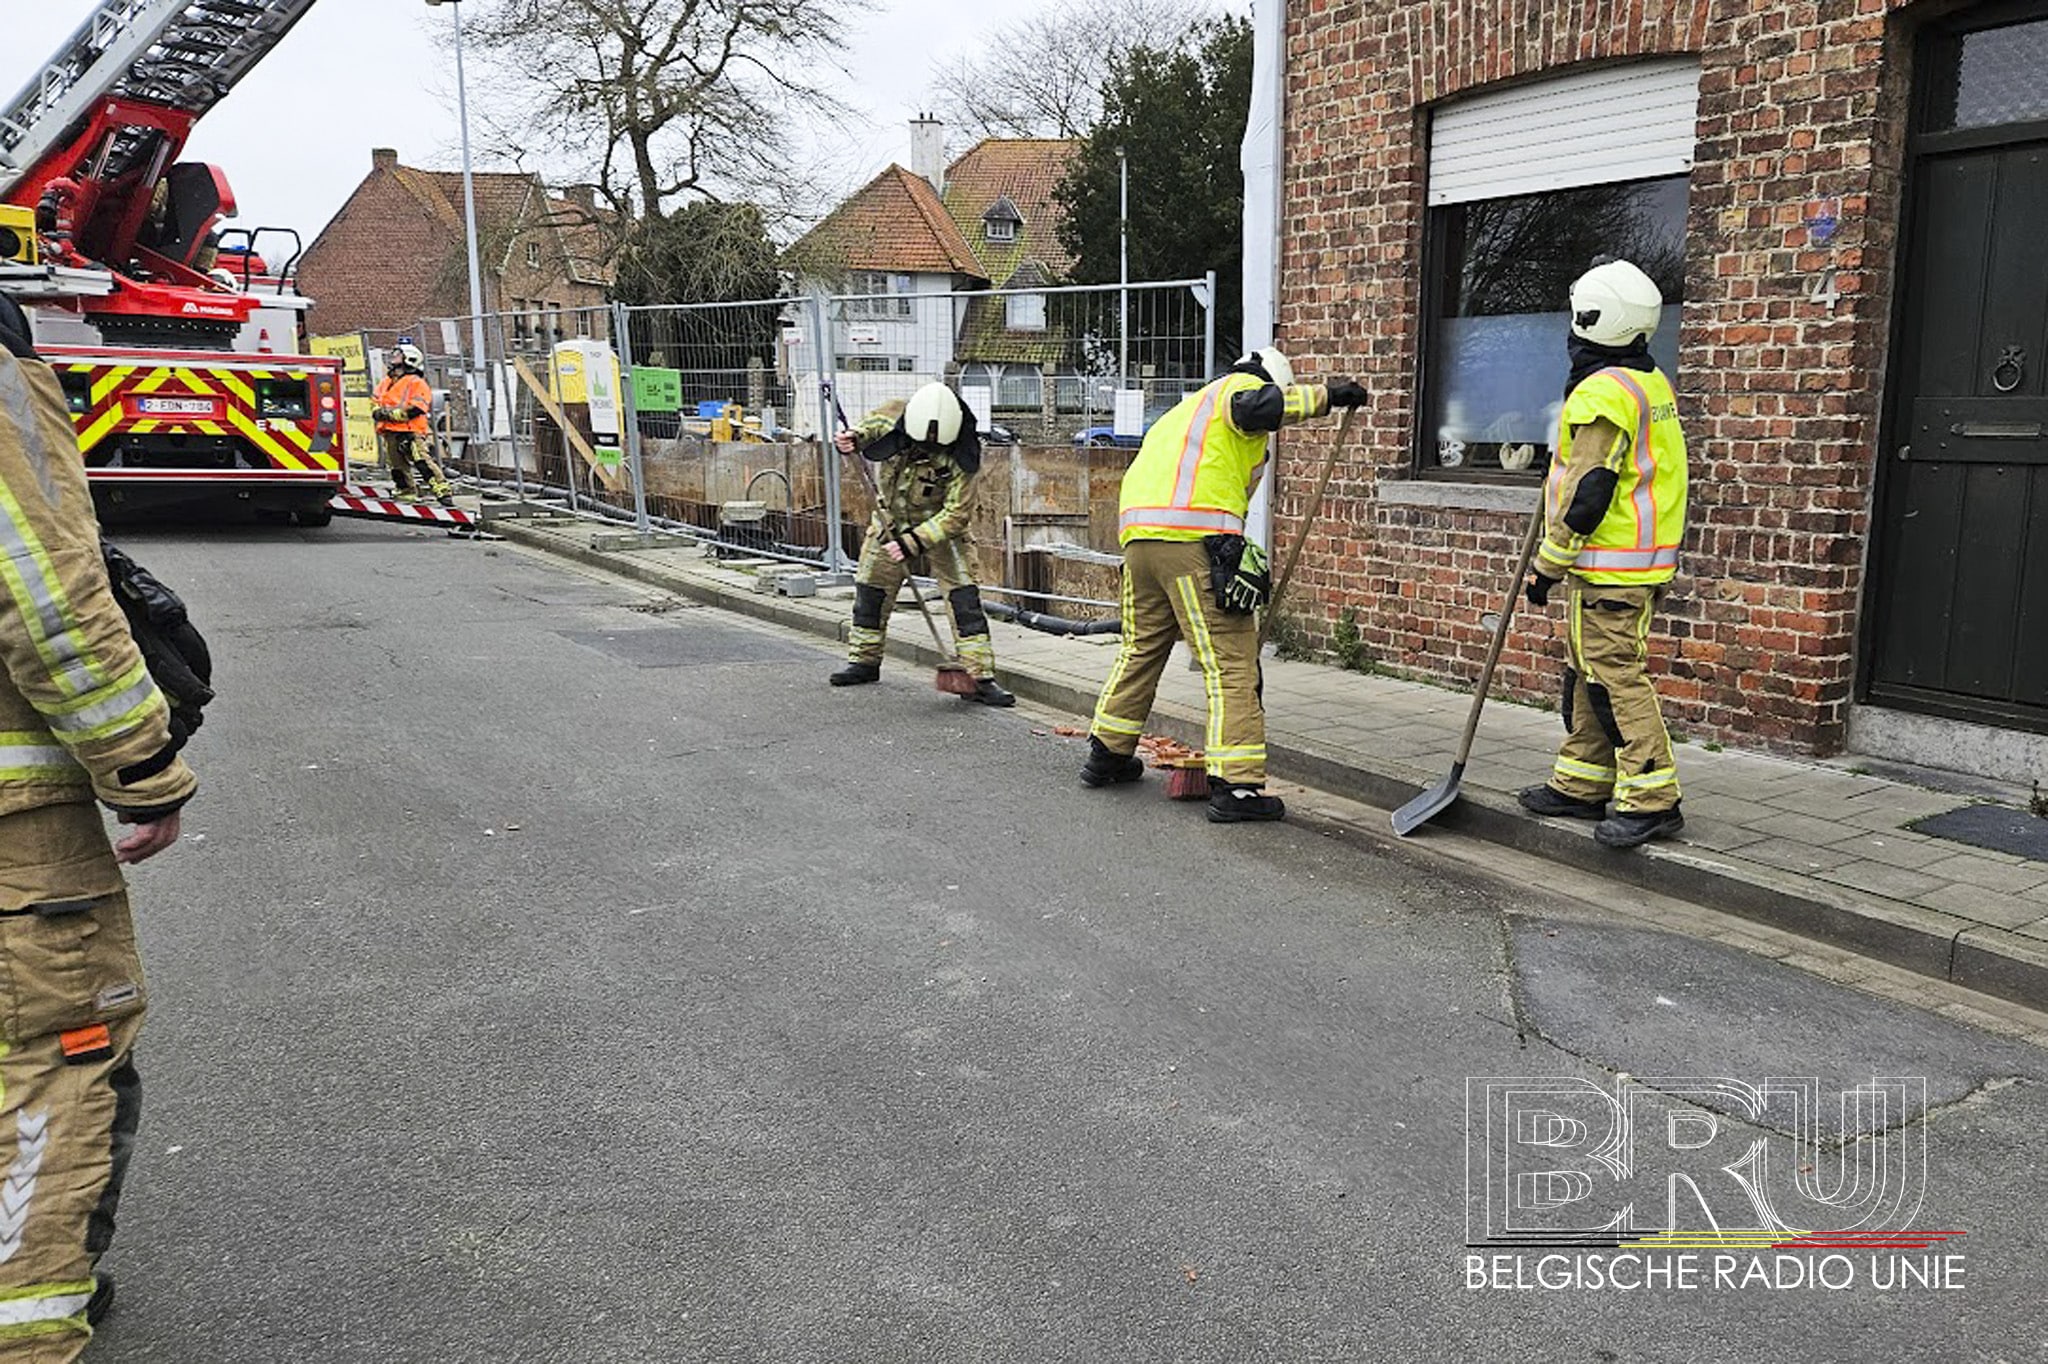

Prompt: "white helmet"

[390,343,425,372]
[904,382,964,446]
[1237,346,1294,389]
[1568,259,1663,347]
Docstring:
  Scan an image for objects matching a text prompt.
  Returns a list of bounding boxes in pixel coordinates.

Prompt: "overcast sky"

[2,0,1248,245]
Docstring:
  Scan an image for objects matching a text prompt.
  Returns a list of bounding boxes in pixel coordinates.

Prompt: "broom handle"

[1453,505,1547,767]
[827,386,961,661]
[1268,406,1356,620]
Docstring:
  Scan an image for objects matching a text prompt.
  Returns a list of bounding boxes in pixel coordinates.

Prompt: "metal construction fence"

[374,276,1213,588]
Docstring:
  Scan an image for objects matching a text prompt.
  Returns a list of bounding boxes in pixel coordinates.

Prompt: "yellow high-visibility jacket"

[1118,372,1330,546]
[1539,365,1689,586]
[0,345,196,841]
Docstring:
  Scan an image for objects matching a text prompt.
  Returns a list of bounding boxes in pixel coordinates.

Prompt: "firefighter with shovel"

[1518,258,1690,849]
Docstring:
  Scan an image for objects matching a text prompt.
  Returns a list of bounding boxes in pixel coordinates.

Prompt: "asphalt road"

[85,519,2048,1363]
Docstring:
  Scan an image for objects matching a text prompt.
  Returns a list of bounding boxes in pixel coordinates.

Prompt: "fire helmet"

[1568,259,1663,348]
[904,382,965,446]
[1236,346,1294,389]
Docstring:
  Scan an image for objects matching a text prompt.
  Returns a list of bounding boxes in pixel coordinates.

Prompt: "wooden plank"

[512,356,624,492]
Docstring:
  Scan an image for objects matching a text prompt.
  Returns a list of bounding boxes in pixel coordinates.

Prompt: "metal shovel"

[1391,505,1547,836]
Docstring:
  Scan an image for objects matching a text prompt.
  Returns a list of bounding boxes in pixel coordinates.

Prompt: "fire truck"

[0,0,347,526]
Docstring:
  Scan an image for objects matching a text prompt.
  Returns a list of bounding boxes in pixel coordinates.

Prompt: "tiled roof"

[786,165,986,280]
[941,138,1079,286]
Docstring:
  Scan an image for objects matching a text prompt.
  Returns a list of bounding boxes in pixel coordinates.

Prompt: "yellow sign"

[310,333,378,467]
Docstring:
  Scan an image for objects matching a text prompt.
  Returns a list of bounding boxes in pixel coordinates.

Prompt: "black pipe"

[986,600,1121,636]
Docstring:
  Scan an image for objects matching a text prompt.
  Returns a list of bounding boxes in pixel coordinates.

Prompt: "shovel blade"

[1390,762,1465,836]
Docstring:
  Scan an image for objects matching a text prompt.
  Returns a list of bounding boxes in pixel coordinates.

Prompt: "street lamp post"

[426,0,491,450]
[1117,145,1129,394]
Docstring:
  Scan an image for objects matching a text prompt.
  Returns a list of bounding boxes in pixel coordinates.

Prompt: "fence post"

[613,301,652,535]
[809,292,847,571]
[488,311,528,507]
[1204,269,1218,379]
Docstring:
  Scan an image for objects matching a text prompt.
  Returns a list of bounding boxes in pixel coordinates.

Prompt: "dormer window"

[982,194,1023,246]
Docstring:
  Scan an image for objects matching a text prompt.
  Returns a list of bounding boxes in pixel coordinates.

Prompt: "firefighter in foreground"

[829,383,1015,706]
[0,295,199,1357]
[1084,349,1369,822]
[371,343,454,505]
[1518,258,1690,849]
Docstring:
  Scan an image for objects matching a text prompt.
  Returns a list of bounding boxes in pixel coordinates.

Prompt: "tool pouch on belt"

[1204,534,1269,616]
[101,539,215,740]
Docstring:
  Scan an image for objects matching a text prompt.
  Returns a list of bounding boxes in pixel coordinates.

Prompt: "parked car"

[1072,400,1181,448]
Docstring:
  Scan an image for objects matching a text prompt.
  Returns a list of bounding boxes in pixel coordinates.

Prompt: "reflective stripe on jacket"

[374,373,433,434]
[0,350,195,820]
[1544,365,1689,585]
[1118,372,1322,545]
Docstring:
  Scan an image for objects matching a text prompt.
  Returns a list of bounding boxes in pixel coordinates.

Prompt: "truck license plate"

[134,397,218,416]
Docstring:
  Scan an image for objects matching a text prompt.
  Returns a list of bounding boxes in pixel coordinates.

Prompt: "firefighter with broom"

[1516,258,1690,849]
[828,382,1015,707]
[1082,348,1369,822]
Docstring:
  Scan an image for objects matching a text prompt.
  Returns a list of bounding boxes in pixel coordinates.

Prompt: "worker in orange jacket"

[371,343,453,505]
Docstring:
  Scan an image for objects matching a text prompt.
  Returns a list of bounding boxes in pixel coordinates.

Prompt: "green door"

[1868,9,2048,731]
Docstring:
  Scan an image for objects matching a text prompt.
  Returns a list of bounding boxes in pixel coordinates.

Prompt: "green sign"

[594,444,623,474]
[631,366,683,414]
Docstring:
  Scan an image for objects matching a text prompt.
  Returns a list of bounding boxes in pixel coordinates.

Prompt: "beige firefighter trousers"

[1090,538,1267,785]
[0,803,147,1361]
[376,430,447,493]
[846,532,996,679]
[1548,580,1681,814]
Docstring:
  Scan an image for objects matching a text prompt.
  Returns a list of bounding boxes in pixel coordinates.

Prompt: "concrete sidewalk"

[487,510,2048,1009]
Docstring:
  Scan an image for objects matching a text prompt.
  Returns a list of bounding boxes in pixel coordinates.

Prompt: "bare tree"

[458,0,853,222]
[929,0,1216,139]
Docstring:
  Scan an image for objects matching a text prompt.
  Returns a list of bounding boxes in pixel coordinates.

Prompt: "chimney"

[562,184,598,215]
[908,115,945,193]
[372,147,399,172]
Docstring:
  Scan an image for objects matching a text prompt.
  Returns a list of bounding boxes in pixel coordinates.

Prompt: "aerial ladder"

[0,1,481,531]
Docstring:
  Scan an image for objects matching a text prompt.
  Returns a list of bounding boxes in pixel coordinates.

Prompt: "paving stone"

[1737,811,1859,847]
[1912,883,2042,929]
[1913,854,2048,895]
[1815,859,1953,902]
[1822,831,1956,870]
[1676,823,1770,853]
[1727,838,1860,874]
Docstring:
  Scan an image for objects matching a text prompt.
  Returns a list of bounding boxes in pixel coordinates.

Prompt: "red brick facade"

[298,149,611,348]
[1273,0,1941,755]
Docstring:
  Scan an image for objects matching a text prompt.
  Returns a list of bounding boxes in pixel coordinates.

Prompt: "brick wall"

[1274,0,1930,755]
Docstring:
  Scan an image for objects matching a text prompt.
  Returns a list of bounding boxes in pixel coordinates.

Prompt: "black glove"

[1205,534,1269,615]
[1327,378,1370,409]
[1525,571,1556,608]
[101,541,215,735]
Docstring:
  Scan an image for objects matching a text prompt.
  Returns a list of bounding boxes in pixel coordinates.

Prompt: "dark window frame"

[1412,173,1691,483]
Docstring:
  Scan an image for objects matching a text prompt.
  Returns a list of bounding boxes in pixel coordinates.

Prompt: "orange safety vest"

[374,372,432,435]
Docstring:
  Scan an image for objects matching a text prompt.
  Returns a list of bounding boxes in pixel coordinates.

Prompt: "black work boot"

[1517,784,1608,821]
[1595,803,1684,849]
[88,1272,114,1326]
[1208,779,1286,823]
[829,662,881,687]
[965,678,1016,707]
[1080,737,1145,788]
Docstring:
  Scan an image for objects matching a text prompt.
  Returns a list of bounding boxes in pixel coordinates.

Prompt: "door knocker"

[1993,346,2025,394]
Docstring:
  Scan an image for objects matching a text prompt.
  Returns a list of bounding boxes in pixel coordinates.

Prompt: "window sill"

[1377,480,1540,513]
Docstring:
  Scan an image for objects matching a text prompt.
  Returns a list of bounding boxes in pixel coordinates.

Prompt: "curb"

[496,519,2048,1011]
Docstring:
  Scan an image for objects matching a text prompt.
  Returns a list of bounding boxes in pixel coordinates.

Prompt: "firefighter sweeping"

[828,383,1016,707]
